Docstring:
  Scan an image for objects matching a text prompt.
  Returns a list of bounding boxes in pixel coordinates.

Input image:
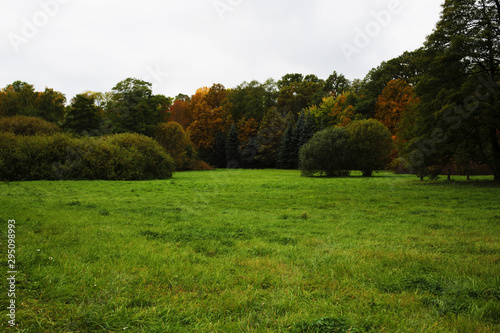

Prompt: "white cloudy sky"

[0,0,444,101]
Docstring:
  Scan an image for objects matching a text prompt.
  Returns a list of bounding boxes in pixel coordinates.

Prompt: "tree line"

[1,0,499,180]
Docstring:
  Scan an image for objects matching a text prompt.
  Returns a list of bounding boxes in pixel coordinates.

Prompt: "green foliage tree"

[401,0,500,180]
[155,121,196,170]
[0,81,66,122]
[277,74,325,115]
[105,78,172,136]
[0,81,38,117]
[36,88,66,122]
[324,71,351,97]
[62,94,102,135]
[299,127,351,177]
[346,119,394,177]
[227,80,277,123]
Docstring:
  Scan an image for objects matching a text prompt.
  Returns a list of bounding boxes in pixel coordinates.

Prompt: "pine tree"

[212,131,227,168]
[256,107,287,168]
[226,123,240,168]
[278,124,294,169]
[298,111,316,149]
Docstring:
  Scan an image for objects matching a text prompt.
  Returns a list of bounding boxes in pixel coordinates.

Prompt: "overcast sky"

[1,0,444,101]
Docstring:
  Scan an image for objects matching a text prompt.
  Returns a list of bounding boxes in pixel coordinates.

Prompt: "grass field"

[1,170,499,332]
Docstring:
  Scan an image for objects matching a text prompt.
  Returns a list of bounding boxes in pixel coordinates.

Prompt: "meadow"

[0,170,499,332]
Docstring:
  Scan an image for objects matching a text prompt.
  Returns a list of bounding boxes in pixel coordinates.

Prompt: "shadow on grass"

[414,180,499,188]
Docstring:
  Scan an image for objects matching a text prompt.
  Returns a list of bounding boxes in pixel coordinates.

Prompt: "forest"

[0,0,499,181]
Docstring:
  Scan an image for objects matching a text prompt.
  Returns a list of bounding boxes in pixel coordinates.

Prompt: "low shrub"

[105,133,175,180]
[0,115,60,136]
[0,133,174,181]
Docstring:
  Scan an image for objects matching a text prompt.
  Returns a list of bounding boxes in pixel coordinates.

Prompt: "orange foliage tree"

[374,79,419,136]
[375,79,420,162]
[237,117,259,145]
[169,99,192,129]
[187,85,232,151]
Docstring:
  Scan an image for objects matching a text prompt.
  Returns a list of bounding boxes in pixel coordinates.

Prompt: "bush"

[0,132,72,181]
[0,116,60,136]
[103,133,175,180]
[299,127,351,177]
[0,133,175,181]
[346,119,393,177]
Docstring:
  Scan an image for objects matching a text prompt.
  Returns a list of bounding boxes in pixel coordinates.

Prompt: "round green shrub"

[104,133,175,180]
[0,116,60,136]
[299,126,351,177]
[346,119,393,177]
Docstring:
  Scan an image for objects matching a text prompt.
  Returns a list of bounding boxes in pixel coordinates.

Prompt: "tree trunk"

[490,127,500,181]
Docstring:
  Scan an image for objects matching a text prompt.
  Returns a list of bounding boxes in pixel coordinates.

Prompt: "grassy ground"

[1,170,499,332]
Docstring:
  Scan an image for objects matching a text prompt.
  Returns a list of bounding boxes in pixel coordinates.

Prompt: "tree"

[308,92,358,128]
[0,81,38,117]
[237,117,259,145]
[0,82,66,122]
[240,136,260,168]
[169,98,193,129]
[105,78,172,136]
[346,119,394,177]
[211,131,227,168]
[62,94,102,135]
[278,111,317,169]
[36,88,66,122]
[277,74,325,115]
[277,124,296,169]
[356,50,424,118]
[297,110,316,148]
[375,79,419,136]
[205,83,229,109]
[324,71,351,97]
[226,123,240,168]
[299,127,351,177]
[155,121,196,170]
[402,0,500,180]
[256,107,287,167]
[228,80,277,123]
[187,100,232,152]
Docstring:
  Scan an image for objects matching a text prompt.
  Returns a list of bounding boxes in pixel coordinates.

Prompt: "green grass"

[1,170,499,332]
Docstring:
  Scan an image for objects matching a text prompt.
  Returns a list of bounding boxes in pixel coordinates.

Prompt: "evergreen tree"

[298,111,316,148]
[240,136,259,168]
[226,123,240,168]
[256,107,287,168]
[278,124,295,169]
[212,131,227,168]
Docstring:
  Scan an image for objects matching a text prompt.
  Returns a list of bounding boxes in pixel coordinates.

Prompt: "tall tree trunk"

[490,127,500,181]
